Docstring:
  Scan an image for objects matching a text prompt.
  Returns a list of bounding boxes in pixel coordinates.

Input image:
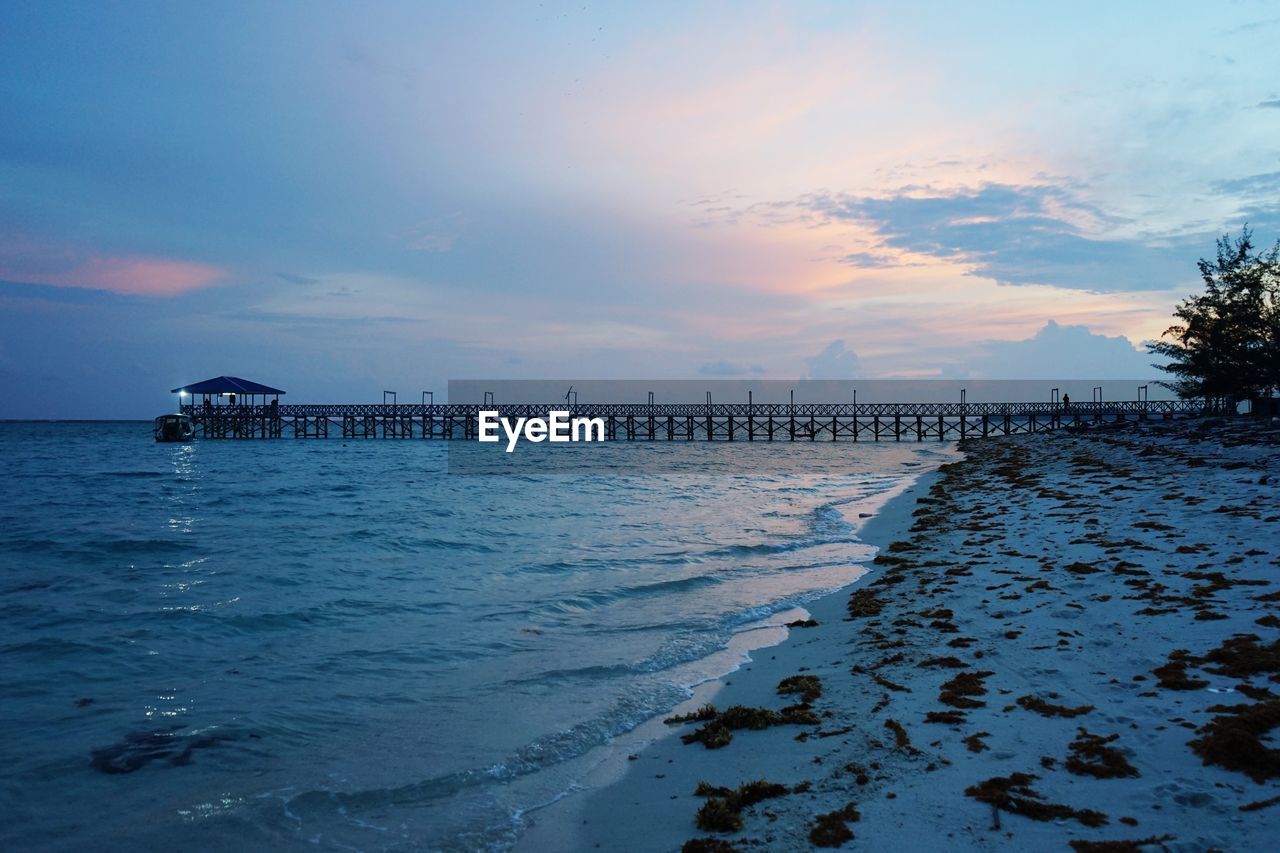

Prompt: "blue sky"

[2,1,1278,416]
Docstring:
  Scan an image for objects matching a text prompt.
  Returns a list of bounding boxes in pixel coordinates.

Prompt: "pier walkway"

[179,399,1213,441]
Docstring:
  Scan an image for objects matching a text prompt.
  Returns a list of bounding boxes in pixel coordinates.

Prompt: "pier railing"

[179,398,1215,441]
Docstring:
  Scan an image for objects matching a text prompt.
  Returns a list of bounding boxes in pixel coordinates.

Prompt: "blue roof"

[171,376,285,395]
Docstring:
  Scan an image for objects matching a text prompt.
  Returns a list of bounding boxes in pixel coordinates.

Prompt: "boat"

[153,413,195,442]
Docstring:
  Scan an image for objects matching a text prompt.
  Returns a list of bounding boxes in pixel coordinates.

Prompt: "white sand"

[516,417,1280,852]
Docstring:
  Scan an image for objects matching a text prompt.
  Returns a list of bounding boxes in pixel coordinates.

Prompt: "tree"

[1148,226,1280,405]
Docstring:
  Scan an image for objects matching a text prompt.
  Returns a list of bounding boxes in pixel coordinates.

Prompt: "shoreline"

[514,463,951,851]
[518,417,1280,852]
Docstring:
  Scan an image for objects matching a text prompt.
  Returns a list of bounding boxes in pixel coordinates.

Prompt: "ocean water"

[0,422,954,851]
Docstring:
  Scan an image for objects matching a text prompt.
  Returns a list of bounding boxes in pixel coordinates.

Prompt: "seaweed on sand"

[1065,729,1140,778]
[925,710,966,724]
[676,704,819,749]
[1152,635,1280,693]
[689,723,734,749]
[847,589,886,618]
[882,718,917,752]
[1016,694,1094,718]
[918,656,969,669]
[696,798,744,833]
[1237,683,1277,701]
[1067,836,1174,852]
[1201,634,1280,679]
[666,704,719,724]
[1188,699,1280,783]
[694,782,733,797]
[693,779,790,833]
[872,673,910,692]
[922,606,959,632]
[1152,651,1208,690]
[777,675,822,704]
[872,652,904,669]
[682,839,741,853]
[808,803,860,848]
[939,670,995,709]
[728,779,790,808]
[964,772,1108,827]
[1239,794,1280,812]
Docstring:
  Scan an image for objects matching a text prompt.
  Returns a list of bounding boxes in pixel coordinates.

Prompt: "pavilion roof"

[171,376,285,395]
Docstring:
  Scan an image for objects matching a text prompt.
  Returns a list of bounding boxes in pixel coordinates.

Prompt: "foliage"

[1148,227,1280,401]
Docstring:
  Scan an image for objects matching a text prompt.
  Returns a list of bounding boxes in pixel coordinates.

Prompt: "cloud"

[807,183,1199,292]
[0,235,225,296]
[967,319,1164,379]
[1209,173,1280,238]
[1257,99,1280,109]
[1211,171,1280,196]
[698,360,766,377]
[805,340,861,379]
[839,250,916,269]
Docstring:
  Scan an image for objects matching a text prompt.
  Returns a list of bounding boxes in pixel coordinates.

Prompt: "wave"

[278,680,690,817]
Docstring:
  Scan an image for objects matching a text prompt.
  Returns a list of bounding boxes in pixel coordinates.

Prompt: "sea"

[0,421,955,851]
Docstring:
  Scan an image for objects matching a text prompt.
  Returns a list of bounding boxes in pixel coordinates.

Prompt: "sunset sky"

[2,1,1279,417]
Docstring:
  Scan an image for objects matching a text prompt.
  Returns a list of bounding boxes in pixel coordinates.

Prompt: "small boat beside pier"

[153,414,194,442]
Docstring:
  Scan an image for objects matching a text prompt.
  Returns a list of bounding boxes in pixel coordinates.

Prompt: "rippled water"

[0,422,953,850]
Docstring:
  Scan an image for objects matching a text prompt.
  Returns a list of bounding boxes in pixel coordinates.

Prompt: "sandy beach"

[519,416,1280,852]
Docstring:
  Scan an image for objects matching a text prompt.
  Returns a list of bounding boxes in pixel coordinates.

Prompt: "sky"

[2,1,1279,417]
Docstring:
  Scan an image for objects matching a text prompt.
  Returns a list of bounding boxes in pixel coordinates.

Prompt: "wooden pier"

[180,399,1214,441]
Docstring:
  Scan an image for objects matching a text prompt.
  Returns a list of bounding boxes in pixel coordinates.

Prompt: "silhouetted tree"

[1148,227,1280,407]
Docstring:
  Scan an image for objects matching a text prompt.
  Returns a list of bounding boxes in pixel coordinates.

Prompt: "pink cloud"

[0,235,225,296]
[47,255,225,296]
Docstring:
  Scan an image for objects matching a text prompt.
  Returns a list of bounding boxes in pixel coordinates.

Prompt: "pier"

[178,399,1214,441]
